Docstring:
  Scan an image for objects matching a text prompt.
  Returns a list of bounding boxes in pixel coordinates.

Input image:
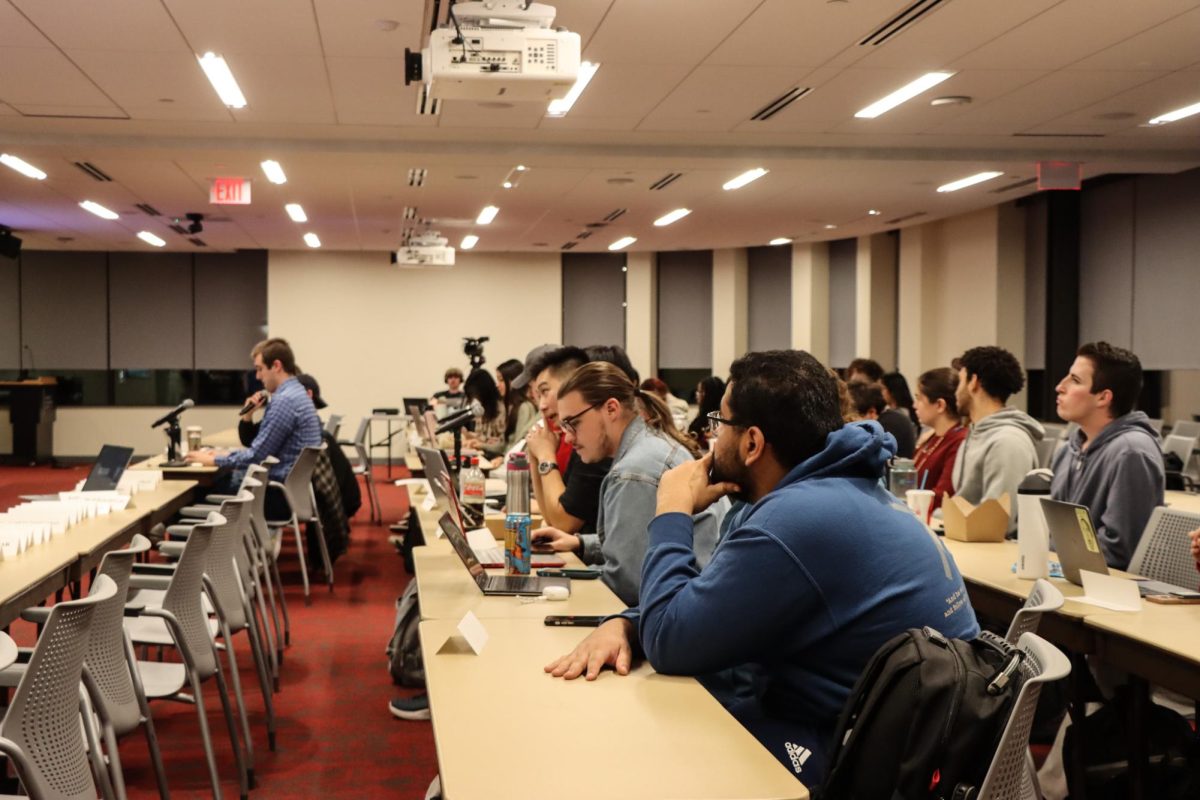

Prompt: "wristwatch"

[538,460,559,476]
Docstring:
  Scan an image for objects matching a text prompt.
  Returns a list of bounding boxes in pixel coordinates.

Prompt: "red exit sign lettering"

[210,177,252,205]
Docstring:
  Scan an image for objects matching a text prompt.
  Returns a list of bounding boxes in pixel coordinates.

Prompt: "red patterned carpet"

[0,464,438,799]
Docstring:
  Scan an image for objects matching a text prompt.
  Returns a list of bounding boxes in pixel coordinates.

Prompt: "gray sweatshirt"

[951,407,1045,532]
[1049,411,1164,570]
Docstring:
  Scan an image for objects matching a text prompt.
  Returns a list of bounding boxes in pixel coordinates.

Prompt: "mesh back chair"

[1034,438,1058,470]
[347,417,381,524]
[267,444,335,603]
[1170,420,1200,440]
[324,414,343,439]
[0,575,117,800]
[125,516,248,800]
[1128,506,1200,590]
[976,632,1072,800]
[1004,578,1065,646]
[1163,434,1198,483]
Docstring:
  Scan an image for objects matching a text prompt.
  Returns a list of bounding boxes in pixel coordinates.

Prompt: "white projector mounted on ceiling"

[405,1,580,102]
[395,232,455,268]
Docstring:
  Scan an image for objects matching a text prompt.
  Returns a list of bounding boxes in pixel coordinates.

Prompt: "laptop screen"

[82,445,135,491]
[437,511,488,590]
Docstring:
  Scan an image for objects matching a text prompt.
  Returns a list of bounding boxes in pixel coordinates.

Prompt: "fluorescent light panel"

[197,52,247,109]
[303,232,321,248]
[936,171,1004,193]
[476,205,499,224]
[854,71,955,119]
[284,203,307,222]
[723,168,768,191]
[0,153,47,180]
[547,62,600,117]
[608,236,636,251]
[1148,100,1200,125]
[137,231,166,247]
[460,234,479,250]
[261,160,287,184]
[653,208,691,227]
[79,200,118,220]
[769,237,792,246]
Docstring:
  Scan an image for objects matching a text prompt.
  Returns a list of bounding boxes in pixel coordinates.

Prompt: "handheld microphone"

[435,400,484,434]
[151,398,194,429]
[239,392,265,416]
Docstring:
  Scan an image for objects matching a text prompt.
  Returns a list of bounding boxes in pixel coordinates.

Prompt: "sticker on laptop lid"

[1075,508,1100,553]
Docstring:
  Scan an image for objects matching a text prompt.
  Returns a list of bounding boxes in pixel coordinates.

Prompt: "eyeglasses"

[560,402,602,436]
[706,410,743,435]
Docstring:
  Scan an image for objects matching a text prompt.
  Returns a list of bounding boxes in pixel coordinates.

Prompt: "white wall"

[268,250,562,434]
[711,248,748,375]
[625,251,657,380]
[53,406,240,457]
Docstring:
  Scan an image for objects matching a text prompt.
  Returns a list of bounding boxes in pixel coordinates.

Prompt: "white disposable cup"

[906,489,935,523]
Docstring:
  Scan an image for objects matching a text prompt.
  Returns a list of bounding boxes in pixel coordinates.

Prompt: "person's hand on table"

[531,526,579,552]
[525,421,558,466]
[185,448,225,466]
[544,618,634,680]
[655,451,739,517]
[1189,527,1200,568]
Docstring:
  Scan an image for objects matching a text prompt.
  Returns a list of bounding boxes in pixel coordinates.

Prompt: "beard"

[709,445,750,502]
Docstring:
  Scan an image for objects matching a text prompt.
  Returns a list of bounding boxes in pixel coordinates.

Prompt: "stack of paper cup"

[906,489,935,525]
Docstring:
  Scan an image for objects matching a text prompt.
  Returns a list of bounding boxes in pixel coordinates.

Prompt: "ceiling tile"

[584,0,760,66]
[313,0,424,58]
[0,2,51,48]
[326,57,435,126]
[68,49,230,115]
[0,47,118,107]
[161,0,323,56]
[226,55,336,124]
[640,65,809,131]
[1070,6,1200,71]
[11,0,185,52]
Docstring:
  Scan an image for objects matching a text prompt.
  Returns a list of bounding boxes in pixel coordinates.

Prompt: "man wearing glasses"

[545,350,978,786]
[533,361,723,607]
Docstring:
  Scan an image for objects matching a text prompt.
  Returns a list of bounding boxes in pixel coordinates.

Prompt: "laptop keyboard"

[487,575,539,593]
[474,546,561,567]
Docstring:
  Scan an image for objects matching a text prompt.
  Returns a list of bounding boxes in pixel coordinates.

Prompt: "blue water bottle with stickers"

[504,452,532,575]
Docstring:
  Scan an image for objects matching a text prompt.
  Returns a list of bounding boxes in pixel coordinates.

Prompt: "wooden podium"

[1,377,56,465]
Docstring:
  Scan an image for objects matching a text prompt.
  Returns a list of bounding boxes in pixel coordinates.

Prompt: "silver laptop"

[23,444,134,501]
[436,512,569,596]
[1041,498,1195,596]
[416,446,563,569]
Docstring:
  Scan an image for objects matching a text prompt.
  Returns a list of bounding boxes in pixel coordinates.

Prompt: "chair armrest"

[18,607,50,625]
[178,504,219,518]
[133,562,176,573]
[157,541,185,558]
[202,493,238,504]
[165,524,196,539]
[129,573,171,591]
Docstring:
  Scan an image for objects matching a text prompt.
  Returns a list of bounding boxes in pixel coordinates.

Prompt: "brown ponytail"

[558,362,702,459]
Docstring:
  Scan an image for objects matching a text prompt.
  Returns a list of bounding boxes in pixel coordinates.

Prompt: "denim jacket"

[579,416,725,606]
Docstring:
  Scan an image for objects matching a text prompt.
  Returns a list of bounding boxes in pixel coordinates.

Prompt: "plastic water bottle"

[888,458,917,499]
[461,457,486,526]
[1016,475,1051,579]
[504,452,532,575]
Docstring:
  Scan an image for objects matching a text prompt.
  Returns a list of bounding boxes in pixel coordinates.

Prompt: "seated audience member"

[846,357,884,384]
[687,376,726,450]
[189,338,323,520]
[584,344,639,384]
[524,346,610,535]
[881,371,920,431]
[912,367,967,513]
[830,368,858,424]
[1049,342,1164,569]
[462,369,507,458]
[430,367,466,411]
[848,381,916,458]
[951,346,1044,531]
[495,358,538,451]
[533,362,722,606]
[545,350,979,785]
[641,377,690,430]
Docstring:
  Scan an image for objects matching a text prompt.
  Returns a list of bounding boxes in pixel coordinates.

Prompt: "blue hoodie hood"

[783,420,896,485]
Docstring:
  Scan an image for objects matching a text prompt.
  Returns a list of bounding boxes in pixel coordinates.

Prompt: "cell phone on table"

[537,568,601,580]
[544,615,605,627]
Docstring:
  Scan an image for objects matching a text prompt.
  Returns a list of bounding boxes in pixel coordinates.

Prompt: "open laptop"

[22,444,134,501]
[1041,498,1196,596]
[416,446,563,569]
[436,511,569,596]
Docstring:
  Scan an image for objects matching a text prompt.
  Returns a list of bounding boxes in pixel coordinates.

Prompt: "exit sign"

[210,177,252,205]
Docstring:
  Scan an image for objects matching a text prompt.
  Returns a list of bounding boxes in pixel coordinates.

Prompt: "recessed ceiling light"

[936,171,1004,192]
[515,165,528,172]
[868,209,882,216]
[723,168,768,191]
[197,52,247,109]
[0,153,47,180]
[461,234,479,250]
[260,160,287,184]
[769,237,792,245]
[823,224,837,230]
[1148,99,1200,126]
[855,72,955,119]
[502,181,513,189]
[476,205,499,224]
[303,232,321,248]
[547,62,600,117]
[653,208,692,227]
[79,200,118,220]
[372,19,401,31]
[608,236,636,251]
[930,95,971,107]
[137,231,166,247]
[285,203,307,222]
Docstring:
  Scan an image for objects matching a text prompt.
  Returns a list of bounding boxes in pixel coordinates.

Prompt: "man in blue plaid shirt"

[188,337,322,517]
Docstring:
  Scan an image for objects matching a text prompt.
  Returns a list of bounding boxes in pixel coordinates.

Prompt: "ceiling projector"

[394,232,455,268]
[405,1,581,102]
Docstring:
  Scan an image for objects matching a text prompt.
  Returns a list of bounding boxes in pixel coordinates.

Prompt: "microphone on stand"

[151,398,194,429]
[435,400,484,434]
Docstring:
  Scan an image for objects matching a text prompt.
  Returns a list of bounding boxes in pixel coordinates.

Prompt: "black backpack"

[819,628,1025,800]
[386,580,424,687]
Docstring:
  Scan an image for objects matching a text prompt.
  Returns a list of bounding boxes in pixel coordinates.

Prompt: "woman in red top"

[912,367,968,513]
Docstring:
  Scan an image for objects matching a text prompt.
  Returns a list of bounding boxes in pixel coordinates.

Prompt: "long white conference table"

[406,482,808,800]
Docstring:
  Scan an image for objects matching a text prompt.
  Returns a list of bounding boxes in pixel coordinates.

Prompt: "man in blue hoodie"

[1050,342,1164,569]
[545,350,979,786]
